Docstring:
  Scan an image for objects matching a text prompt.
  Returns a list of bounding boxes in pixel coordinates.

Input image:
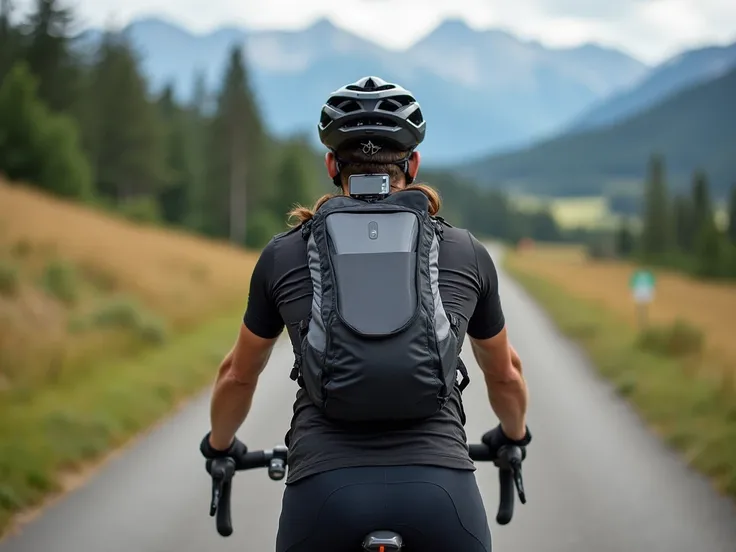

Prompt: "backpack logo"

[368,221,379,240]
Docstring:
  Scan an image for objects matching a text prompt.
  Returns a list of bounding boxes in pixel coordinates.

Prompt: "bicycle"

[206,442,527,550]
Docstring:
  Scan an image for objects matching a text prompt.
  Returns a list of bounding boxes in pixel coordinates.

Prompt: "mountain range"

[77,16,736,195]
[569,42,736,133]
[462,64,736,199]
[78,17,650,163]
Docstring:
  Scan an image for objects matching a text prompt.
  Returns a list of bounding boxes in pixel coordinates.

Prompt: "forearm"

[483,371,528,439]
[473,343,529,440]
[208,347,269,449]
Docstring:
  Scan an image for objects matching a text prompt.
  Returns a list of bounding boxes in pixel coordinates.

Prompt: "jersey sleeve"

[243,239,285,339]
[466,234,506,340]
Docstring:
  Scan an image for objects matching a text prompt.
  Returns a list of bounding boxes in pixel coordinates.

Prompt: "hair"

[287,143,441,225]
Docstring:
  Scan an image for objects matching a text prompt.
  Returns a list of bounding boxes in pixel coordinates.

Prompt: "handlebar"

[206,443,526,537]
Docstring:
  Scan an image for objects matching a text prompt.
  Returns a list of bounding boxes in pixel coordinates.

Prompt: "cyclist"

[200,76,531,551]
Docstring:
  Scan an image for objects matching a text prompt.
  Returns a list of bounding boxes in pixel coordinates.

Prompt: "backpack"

[290,189,469,423]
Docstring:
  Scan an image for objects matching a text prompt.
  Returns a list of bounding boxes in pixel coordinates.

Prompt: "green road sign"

[630,269,655,304]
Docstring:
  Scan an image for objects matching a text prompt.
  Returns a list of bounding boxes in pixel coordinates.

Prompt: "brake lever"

[210,477,223,516]
[511,459,526,504]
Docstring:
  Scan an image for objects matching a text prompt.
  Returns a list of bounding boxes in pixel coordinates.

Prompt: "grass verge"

[505,256,736,500]
[0,308,242,536]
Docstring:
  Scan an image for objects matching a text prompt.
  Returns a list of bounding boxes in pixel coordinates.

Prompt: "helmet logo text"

[361,141,382,156]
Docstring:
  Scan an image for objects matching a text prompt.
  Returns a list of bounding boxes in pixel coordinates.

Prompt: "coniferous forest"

[0,0,567,249]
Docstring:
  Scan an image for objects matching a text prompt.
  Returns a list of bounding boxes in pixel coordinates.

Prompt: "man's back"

[244,220,506,483]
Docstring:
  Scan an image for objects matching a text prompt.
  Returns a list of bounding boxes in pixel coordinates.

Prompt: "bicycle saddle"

[362,531,403,551]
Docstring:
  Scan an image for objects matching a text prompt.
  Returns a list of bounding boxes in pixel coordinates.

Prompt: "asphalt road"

[3,245,736,552]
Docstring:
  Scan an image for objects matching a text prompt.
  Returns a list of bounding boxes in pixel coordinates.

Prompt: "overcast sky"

[15,0,736,64]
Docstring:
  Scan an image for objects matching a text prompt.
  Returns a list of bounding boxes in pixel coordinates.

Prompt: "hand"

[200,431,248,460]
[481,424,532,455]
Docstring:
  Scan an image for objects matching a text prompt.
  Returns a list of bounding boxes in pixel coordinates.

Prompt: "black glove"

[481,424,532,455]
[200,431,248,460]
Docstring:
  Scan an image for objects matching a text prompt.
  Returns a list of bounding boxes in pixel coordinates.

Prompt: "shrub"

[0,261,19,297]
[89,298,141,329]
[41,259,79,305]
[10,239,32,259]
[117,197,162,225]
[82,297,169,345]
[636,319,704,358]
[586,235,617,260]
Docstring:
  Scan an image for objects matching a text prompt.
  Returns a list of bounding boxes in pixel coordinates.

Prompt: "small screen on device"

[349,174,390,197]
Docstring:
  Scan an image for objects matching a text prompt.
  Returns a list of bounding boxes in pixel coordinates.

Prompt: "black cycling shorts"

[275,465,492,551]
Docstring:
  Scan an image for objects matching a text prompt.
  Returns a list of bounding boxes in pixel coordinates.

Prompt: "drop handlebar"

[206,442,527,537]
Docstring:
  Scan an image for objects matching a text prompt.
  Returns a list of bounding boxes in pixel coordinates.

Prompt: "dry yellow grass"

[506,244,736,374]
[0,180,257,323]
[0,179,258,388]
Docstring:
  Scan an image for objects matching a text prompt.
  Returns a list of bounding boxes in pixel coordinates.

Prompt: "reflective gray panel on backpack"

[326,213,418,254]
[326,212,419,336]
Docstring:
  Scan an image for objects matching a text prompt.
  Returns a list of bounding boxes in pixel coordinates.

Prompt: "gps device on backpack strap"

[348,173,390,200]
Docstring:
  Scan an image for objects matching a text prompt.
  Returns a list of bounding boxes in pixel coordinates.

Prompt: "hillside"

[462,66,736,198]
[0,179,260,532]
[0,179,257,389]
[569,42,736,133]
[76,17,648,163]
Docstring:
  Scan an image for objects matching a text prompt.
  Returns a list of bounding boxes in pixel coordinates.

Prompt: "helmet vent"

[377,99,399,112]
[408,108,424,126]
[345,84,395,92]
[319,111,333,127]
[327,96,362,113]
[341,118,390,130]
[377,95,415,112]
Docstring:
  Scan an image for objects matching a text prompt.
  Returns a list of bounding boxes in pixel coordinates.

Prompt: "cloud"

[12,0,736,64]
[530,0,648,18]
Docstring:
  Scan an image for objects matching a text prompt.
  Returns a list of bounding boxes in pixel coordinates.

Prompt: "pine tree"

[615,218,635,257]
[0,62,92,198]
[727,183,736,244]
[0,0,21,82]
[180,71,210,231]
[691,170,714,236]
[272,139,322,222]
[0,62,46,182]
[205,45,266,243]
[85,31,166,201]
[695,219,723,277]
[189,69,211,116]
[157,83,197,225]
[641,153,672,257]
[22,0,80,113]
[682,171,726,277]
[673,194,694,252]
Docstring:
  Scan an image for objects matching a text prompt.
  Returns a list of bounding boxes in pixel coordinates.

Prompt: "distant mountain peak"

[421,18,477,42]
[304,17,340,35]
[84,15,656,162]
[570,38,736,132]
[125,15,195,36]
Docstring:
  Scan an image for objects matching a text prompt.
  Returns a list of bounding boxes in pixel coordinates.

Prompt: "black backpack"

[290,189,469,423]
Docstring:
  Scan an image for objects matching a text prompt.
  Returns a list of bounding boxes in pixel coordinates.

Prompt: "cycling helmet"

[318,76,426,152]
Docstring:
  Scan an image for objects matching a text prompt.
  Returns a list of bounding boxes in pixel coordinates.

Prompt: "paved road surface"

[3,245,736,552]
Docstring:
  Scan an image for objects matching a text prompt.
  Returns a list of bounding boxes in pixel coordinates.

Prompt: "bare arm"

[208,323,279,450]
[206,237,285,450]
[470,328,528,440]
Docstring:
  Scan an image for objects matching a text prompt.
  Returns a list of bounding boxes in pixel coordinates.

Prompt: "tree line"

[0,0,564,248]
[613,154,736,279]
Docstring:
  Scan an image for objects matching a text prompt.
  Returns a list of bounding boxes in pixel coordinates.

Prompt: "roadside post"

[629,269,655,330]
